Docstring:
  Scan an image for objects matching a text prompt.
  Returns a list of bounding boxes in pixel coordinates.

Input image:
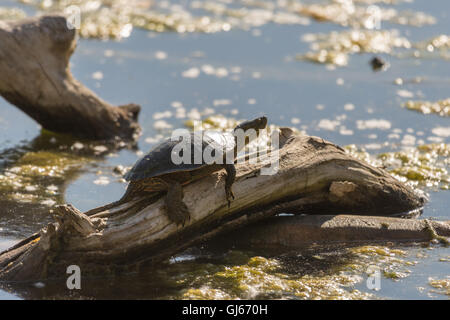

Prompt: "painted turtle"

[121,116,268,225]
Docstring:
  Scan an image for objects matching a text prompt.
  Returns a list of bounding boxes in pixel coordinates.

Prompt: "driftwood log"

[0,130,430,282]
[0,15,140,141]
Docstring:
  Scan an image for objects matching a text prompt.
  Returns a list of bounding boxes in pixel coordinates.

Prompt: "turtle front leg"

[164,180,190,226]
[224,164,236,207]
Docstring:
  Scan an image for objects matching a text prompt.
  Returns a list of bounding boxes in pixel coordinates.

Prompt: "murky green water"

[0,0,449,299]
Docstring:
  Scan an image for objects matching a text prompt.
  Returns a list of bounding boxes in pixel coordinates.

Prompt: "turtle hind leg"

[224,164,236,207]
[164,180,190,226]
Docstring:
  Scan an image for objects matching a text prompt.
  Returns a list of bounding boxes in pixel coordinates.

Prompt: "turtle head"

[233,116,267,133]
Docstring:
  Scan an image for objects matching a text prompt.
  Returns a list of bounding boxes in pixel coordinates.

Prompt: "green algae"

[16,0,231,38]
[0,150,90,205]
[185,115,240,132]
[299,49,349,67]
[345,143,450,190]
[180,253,373,300]
[291,2,450,67]
[296,0,434,29]
[148,244,422,300]
[403,98,450,117]
[300,30,450,67]
[383,270,409,280]
[350,246,407,257]
[424,219,450,246]
[428,278,450,296]
[12,0,306,39]
[0,0,430,40]
[0,7,26,20]
[0,129,118,207]
[298,29,411,67]
[414,34,450,52]
[141,243,440,299]
[184,114,301,136]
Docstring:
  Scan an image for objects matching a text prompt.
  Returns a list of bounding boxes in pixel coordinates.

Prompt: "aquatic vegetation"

[290,1,450,66]
[356,119,391,130]
[353,0,409,4]
[160,244,418,299]
[13,0,308,39]
[0,130,114,206]
[391,34,450,61]
[294,0,434,29]
[180,253,372,299]
[345,143,450,190]
[18,0,231,38]
[185,114,302,135]
[298,29,410,66]
[348,246,411,282]
[185,114,240,132]
[0,7,26,20]
[192,0,310,28]
[300,50,349,67]
[0,150,90,205]
[404,98,450,117]
[129,9,230,34]
[428,278,450,296]
[299,30,450,67]
[350,246,407,257]
[4,0,432,40]
[415,34,450,51]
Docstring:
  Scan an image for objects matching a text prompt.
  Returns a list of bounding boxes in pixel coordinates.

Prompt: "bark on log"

[0,130,428,281]
[0,15,141,141]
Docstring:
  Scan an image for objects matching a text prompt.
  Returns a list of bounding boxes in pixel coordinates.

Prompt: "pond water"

[0,0,449,299]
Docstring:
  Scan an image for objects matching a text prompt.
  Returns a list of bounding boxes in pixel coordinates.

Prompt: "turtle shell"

[124,131,235,181]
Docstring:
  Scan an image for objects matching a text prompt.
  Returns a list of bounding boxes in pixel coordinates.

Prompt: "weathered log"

[0,15,141,141]
[0,130,427,281]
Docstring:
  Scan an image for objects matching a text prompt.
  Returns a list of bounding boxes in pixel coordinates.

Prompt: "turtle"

[120,116,268,226]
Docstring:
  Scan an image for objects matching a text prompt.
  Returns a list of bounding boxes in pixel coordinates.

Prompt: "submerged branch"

[217,215,450,249]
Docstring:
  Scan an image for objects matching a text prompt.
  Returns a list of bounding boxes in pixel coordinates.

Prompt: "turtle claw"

[182,212,191,227]
[183,214,191,227]
[224,164,236,209]
[226,187,235,208]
